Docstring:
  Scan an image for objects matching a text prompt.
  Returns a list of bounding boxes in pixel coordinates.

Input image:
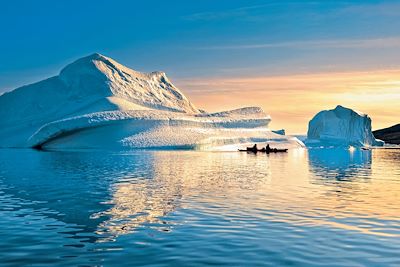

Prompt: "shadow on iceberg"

[307,148,372,183]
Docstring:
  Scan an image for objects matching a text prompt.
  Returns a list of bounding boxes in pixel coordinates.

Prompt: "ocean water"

[0,148,399,266]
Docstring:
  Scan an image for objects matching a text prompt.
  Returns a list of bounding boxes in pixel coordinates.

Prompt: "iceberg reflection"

[0,149,164,242]
[0,149,272,242]
[93,151,272,239]
[307,148,372,182]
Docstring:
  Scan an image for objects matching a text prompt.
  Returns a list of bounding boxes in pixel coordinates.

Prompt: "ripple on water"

[0,148,399,266]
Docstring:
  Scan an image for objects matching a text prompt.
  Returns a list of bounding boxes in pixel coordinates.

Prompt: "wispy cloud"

[339,2,400,17]
[184,1,400,22]
[195,37,400,50]
[182,3,274,21]
[182,1,321,22]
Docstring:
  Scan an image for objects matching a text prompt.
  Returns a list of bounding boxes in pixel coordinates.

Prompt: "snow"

[198,107,267,117]
[305,105,384,147]
[26,109,302,150]
[60,53,199,113]
[0,53,304,150]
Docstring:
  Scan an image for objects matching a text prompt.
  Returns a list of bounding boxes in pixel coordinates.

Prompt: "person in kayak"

[251,144,258,152]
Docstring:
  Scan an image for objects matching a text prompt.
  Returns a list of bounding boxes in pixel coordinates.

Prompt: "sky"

[1,0,400,133]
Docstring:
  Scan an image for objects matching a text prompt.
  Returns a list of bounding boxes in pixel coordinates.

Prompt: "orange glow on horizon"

[176,69,400,134]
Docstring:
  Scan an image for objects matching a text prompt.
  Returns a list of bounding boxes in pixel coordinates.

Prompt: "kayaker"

[252,144,258,152]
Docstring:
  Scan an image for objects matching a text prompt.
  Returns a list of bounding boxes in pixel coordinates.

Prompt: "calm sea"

[0,148,399,266]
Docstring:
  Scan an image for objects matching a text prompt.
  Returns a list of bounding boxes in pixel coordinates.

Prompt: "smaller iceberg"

[305,105,384,147]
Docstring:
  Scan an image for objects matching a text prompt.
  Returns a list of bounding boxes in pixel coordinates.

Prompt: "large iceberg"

[0,53,303,150]
[306,105,384,147]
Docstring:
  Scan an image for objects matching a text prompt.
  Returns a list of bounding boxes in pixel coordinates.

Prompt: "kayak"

[238,148,288,153]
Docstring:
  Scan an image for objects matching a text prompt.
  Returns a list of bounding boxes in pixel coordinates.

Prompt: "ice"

[306,105,384,147]
[272,129,285,135]
[0,53,304,150]
[26,109,303,150]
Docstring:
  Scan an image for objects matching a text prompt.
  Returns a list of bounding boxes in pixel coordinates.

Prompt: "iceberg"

[0,53,303,150]
[306,105,384,147]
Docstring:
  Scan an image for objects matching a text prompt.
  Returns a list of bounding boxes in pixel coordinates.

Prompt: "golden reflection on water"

[94,149,400,239]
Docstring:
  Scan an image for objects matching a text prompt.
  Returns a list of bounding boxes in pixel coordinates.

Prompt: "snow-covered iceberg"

[306,105,384,147]
[0,53,303,150]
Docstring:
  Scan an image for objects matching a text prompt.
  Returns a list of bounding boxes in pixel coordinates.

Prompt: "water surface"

[0,148,399,266]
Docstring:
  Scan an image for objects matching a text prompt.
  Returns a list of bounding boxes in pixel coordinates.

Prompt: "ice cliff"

[0,53,303,150]
[306,105,384,147]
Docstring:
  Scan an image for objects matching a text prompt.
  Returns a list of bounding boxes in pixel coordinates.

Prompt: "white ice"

[0,53,304,150]
[306,105,384,147]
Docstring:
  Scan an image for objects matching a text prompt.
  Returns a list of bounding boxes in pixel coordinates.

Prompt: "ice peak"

[151,71,166,76]
[67,52,112,66]
[60,53,108,75]
[81,52,108,61]
[334,105,354,113]
[333,105,365,117]
[88,52,106,59]
[334,104,346,110]
[57,53,199,113]
[60,52,126,73]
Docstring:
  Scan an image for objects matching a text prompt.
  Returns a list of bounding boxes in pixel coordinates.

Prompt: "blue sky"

[1,0,400,90]
[1,0,400,132]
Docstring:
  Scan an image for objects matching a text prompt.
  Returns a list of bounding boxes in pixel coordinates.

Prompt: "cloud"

[195,37,400,50]
[339,2,400,17]
[177,69,400,94]
[182,4,274,21]
[184,1,400,22]
[182,1,320,22]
